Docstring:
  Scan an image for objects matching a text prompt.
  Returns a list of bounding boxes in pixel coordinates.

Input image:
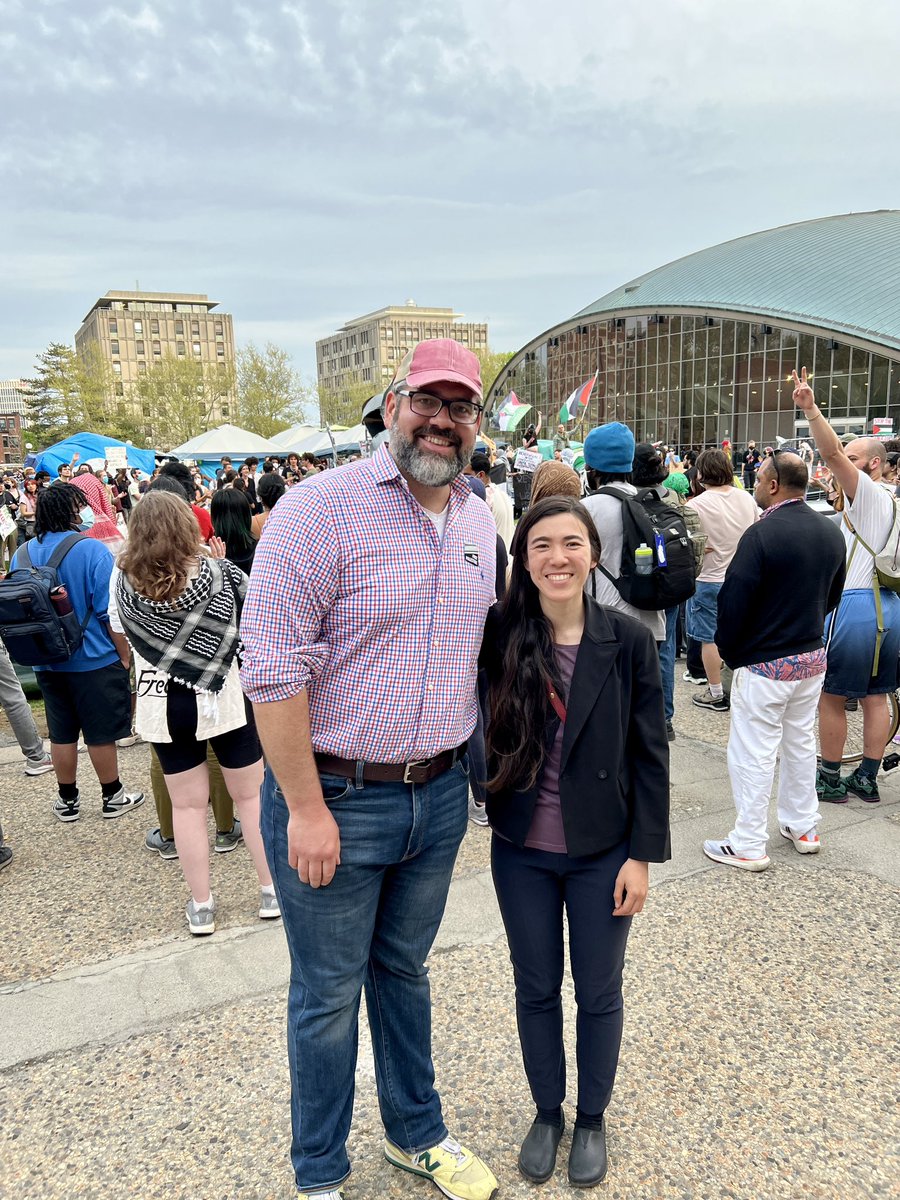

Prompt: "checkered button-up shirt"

[240,445,497,762]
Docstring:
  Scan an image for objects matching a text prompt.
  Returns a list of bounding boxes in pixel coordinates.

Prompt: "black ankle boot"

[568,1118,607,1187]
[518,1115,565,1183]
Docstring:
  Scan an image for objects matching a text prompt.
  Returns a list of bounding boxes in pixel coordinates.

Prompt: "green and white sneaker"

[815,768,848,804]
[843,767,880,802]
[384,1135,499,1200]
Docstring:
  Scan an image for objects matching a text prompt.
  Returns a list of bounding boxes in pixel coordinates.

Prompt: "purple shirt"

[239,445,497,762]
[525,643,579,853]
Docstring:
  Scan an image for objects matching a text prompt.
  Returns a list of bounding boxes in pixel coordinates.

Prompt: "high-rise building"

[0,379,27,464]
[315,301,488,409]
[75,290,236,441]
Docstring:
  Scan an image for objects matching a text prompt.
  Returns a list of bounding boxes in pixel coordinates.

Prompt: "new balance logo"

[417,1151,441,1174]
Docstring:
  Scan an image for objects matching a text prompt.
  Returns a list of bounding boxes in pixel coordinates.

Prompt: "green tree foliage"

[473,346,515,397]
[234,341,310,437]
[23,342,133,449]
[317,373,374,427]
[134,355,236,450]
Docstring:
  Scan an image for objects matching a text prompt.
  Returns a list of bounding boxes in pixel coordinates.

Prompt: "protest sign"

[514,449,542,473]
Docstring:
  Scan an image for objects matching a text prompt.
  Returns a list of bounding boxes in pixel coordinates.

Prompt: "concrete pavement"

[1,679,898,1198]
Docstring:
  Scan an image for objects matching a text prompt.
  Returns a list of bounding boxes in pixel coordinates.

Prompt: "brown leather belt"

[314,744,467,785]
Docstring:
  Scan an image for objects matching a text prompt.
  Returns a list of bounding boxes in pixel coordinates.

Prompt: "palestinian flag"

[558,372,597,424]
[496,390,531,431]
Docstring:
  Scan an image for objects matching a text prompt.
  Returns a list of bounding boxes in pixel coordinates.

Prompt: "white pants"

[726,668,823,857]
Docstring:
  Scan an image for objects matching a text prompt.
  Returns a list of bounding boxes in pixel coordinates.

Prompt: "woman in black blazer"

[483,496,670,1189]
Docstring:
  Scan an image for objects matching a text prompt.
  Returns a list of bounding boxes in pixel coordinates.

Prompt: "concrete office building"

[316,301,488,407]
[75,291,236,441]
[488,211,900,450]
[0,380,27,464]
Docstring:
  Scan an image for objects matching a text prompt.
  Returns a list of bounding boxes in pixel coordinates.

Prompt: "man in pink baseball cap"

[384,338,484,489]
[394,337,483,399]
[240,337,499,1199]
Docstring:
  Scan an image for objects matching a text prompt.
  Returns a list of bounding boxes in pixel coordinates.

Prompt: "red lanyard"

[547,686,567,723]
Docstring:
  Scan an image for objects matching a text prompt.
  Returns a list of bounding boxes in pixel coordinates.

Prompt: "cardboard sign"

[514,449,542,473]
[105,446,129,471]
[0,506,16,539]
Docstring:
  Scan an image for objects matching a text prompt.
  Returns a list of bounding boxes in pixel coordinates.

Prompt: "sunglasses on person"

[769,446,802,487]
[394,386,483,426]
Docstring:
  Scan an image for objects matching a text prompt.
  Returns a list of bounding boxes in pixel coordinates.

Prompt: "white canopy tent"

[169,423,282,459]
[269,424,319,451]
[289,424,370,456]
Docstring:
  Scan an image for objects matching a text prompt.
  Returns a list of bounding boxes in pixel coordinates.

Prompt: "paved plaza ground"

[1,675,897,1199]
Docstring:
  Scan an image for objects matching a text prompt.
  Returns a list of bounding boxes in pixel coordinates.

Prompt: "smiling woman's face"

[524,513,596,604]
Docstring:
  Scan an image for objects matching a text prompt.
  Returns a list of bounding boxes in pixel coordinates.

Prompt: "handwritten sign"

[105,446,129,471]
[0,506,15,539]
[514,449,542,473]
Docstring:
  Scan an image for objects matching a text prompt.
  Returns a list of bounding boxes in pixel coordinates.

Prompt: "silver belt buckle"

[403,758,430,784]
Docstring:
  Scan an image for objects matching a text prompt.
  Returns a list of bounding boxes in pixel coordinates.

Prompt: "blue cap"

[583,422,635,474]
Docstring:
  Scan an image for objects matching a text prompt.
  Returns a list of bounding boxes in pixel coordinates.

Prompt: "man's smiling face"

[385,381,479,487]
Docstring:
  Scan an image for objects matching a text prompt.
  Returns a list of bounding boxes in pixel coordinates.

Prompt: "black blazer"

[483,599,671,862]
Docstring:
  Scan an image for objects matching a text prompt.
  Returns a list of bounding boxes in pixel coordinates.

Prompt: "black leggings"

[491,835,632,1116]
[152,686,261,776]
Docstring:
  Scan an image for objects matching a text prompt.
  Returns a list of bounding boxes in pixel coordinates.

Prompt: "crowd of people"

[0,339,895,1199]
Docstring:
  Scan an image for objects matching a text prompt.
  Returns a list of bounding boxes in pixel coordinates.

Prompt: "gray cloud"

[1,0,899,385]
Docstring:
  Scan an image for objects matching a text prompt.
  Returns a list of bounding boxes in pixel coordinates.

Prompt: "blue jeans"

[658,607,678,722]
[261,760,469,1192]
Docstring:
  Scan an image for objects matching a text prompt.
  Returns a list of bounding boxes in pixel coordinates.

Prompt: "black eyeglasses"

[394,387,483,426]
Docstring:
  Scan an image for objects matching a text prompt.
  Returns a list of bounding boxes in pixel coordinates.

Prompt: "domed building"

[488,211,900,448]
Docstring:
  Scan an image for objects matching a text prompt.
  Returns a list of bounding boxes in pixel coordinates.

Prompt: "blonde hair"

[529,460,582,505]
[117,491,200,602]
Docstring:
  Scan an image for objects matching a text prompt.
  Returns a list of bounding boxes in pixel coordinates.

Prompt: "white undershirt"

[421,502,449,541]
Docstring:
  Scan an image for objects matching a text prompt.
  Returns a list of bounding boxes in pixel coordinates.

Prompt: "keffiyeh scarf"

[116,557,246,694]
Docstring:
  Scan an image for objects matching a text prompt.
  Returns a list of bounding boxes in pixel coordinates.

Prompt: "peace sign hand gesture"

[792,367,815,412]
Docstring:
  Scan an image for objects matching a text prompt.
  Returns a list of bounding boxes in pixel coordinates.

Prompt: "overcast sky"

[2,0,898,386]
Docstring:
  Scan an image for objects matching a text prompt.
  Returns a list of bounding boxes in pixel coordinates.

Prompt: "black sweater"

[716,500,846,669]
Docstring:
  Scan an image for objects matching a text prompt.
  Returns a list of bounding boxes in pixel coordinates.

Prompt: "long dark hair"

[486,496,601,793]
[210,488,254,556]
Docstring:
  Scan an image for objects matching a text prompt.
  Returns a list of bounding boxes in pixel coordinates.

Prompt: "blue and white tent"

[29,432,157,477]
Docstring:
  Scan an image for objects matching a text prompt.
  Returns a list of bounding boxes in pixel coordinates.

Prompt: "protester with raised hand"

[793,366,900,801]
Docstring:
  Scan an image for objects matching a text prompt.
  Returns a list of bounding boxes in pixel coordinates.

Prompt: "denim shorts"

[686,580,721,643]
[824,587,900,698]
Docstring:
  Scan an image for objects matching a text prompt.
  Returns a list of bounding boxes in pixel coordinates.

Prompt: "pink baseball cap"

[395,338,483,400]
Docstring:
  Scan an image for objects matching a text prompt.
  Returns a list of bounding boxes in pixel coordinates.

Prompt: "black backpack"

[0,534,94,666]
[595,487,696,611]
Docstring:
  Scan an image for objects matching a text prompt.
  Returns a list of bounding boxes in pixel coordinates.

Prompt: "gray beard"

[389,424,472,487]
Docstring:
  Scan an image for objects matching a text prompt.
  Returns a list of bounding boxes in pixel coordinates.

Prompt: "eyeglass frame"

[393,385,484,426]
[768,446,802,488]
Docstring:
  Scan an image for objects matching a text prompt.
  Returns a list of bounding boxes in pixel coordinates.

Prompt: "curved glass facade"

[491,313,900,446]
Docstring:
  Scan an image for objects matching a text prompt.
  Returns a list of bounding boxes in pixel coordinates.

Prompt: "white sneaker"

[467,796,489,826]
[24,752,54,776]
[101,787,145,819]
[702,838,770,871]
[259,889,281,920]
[186,896,216,936]
[116,733,140,748]
[780,825,821,854]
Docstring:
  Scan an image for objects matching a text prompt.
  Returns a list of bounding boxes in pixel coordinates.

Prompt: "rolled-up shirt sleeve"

[107,565,124,634]
[239,485,340,704]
